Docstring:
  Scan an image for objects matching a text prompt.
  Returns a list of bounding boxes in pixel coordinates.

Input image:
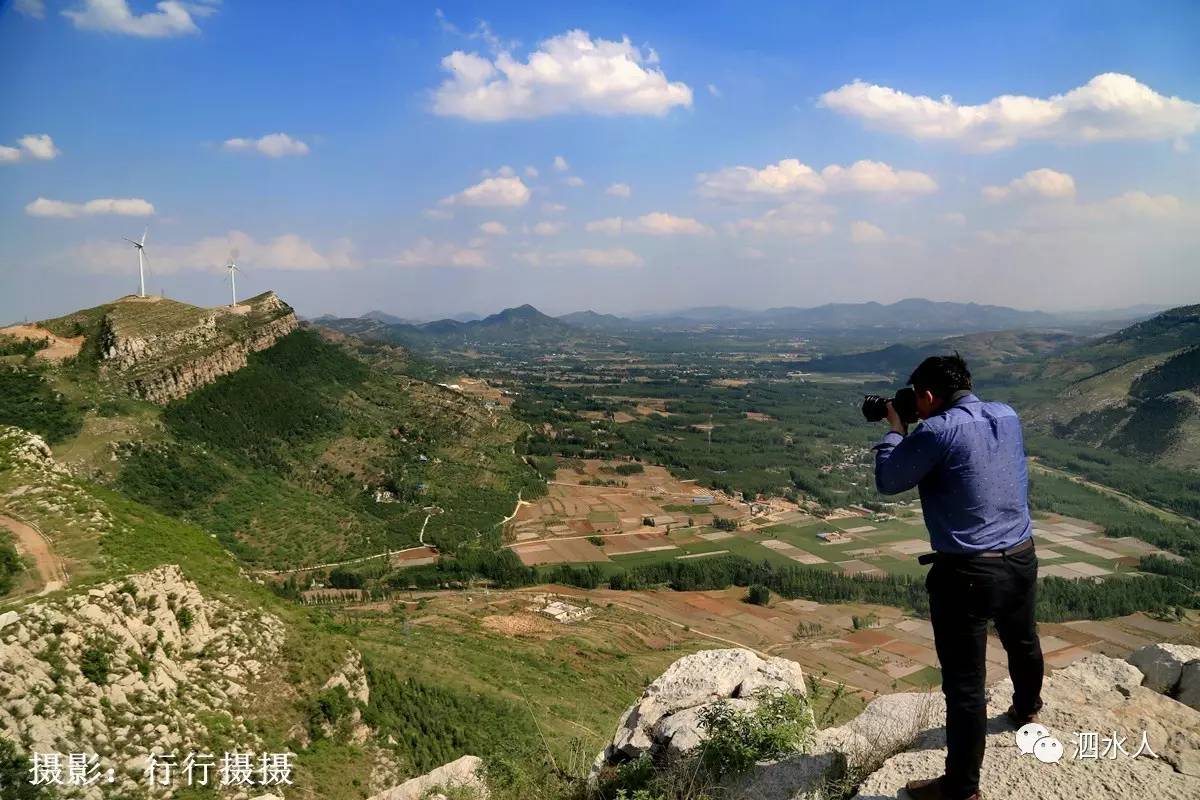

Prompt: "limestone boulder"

[1127,643,1200,693]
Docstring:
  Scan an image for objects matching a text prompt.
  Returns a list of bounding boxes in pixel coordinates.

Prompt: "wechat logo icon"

[1015,723,1063,764]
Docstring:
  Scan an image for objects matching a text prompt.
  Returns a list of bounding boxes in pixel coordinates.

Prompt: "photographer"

[870,355,1043,800]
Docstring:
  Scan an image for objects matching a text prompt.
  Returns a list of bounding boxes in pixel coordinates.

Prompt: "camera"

[862,386,919,424]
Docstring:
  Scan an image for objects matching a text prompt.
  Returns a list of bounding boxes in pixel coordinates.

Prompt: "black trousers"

[927,544,1044,799]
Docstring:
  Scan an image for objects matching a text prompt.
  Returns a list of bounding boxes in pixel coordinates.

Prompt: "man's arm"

[874,423,944,495]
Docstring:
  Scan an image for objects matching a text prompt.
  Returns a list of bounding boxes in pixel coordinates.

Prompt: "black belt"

[917,536,1034,565]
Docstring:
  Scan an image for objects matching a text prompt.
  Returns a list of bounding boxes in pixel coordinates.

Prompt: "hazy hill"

[322,303,581,348]
[1028,304,1200,468]
[557,309,631,331]
[802,329,1086,376]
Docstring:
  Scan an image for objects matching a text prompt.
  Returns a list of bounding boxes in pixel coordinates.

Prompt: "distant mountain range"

[323,298,1163,337]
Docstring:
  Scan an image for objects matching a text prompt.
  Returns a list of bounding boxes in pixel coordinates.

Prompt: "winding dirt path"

[0,513,67,594]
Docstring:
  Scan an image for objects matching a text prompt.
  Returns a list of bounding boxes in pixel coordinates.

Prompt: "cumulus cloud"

[586,212,710,236]
[63,0,217,38]
[26,196,155,218]
[524,165,539,178]
[698,158,935,200]
[820,73,1200,151]
[606,182,632,198]
[728,201,836,237]
[564,175,585,188]
[441,175,531,208]
[389,238,489,268]
[553,155,570,172]
[479,221,509,236]
[74,230,355,273]
[850,221,887,243]
[222,133,310,158]
[0,133,60,163]
[940,212,968,227]
[543,202,567,214]
[983,168,1076,201]
[432,29,693,121]
[517,247,644,268]
[531,221,565,236]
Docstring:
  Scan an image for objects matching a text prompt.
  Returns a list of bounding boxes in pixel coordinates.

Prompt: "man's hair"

[908,353,972,400]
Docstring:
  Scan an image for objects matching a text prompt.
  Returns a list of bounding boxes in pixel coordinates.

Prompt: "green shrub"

[175,607,194,632]
[697,689,814,778]
[745,584,770,606]
[0,540,22,596]
[80,642,113,685]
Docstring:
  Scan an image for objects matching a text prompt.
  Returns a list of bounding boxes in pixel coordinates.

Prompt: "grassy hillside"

[0,423,717,800]
[1021,305,1200,468]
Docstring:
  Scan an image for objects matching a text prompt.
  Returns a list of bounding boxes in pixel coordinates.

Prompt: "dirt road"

[0,513,67,594]
[0,325,84,361]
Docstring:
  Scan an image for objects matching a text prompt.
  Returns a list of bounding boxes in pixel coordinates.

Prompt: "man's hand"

[885,400,907,436]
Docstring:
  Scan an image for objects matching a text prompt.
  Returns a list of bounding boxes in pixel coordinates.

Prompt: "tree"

[746,584,771,606]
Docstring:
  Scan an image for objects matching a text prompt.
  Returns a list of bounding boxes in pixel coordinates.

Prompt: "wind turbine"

[224,248,241,306]
[123,227,149,298]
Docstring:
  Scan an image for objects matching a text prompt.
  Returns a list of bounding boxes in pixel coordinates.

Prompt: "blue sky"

[1,0,1198,321]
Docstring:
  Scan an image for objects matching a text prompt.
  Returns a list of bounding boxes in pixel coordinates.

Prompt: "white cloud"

[26,196,155,218]
[441,175,531,208]
[729,201,836,238]
[0,133,60,164]
[517,247,644,268]
[983,168,1076,201]
[605,182,632,198]
[389,238,488,268]
[707,83,722,98]
[222,133,310,158]
[479,221,509,236]
[74,230,355,273]
[542,202,567,214]
[940,212,967,227]
[531,221,565,236]
[564,175,585,188]
[553,155,570,172]
[698,158,935,200]
[423,208,454,221]
[850,221,887,243]
[432,29,693,121]
[524,165,539,178]
[63,0,217,38]
[820,73,1200,151]
[587,212,710,236]
[17,134,59,160]
[15,0,46,19]
[821,160,937,194]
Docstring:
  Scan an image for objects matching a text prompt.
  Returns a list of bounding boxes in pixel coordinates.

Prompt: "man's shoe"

[1005,704,1038,726]
[903,776,980,800]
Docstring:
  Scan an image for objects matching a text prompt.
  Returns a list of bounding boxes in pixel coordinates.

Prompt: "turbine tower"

[122,228,149,298]
[224,249,241,306]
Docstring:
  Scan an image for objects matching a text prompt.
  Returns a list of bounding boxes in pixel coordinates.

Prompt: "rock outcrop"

[367,755,488,800]
[601,647,1200,800]
[98,292,298,404]
[593,648,810,772]
[0,565,287,800]
[1128,642,1200,701]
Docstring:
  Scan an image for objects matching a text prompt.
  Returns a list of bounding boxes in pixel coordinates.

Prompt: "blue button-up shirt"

[873,392,1032,555]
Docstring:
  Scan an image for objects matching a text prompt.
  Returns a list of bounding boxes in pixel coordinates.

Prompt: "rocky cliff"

[0,564,287,799]
[98,292,298,404]
[594,646,1200,800]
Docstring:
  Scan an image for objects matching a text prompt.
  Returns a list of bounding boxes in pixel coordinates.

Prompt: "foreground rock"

[0,565,286,800]
[367,755,488,800]
[1128,642,1200,702]
[593,648,809,773]
[601,647,1200,800]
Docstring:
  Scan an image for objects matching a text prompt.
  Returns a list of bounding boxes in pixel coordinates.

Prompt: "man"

[873,354,1044,800]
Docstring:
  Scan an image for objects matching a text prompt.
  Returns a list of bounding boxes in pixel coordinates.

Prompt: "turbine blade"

[141,227,148,246]
[123,237,139,246]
